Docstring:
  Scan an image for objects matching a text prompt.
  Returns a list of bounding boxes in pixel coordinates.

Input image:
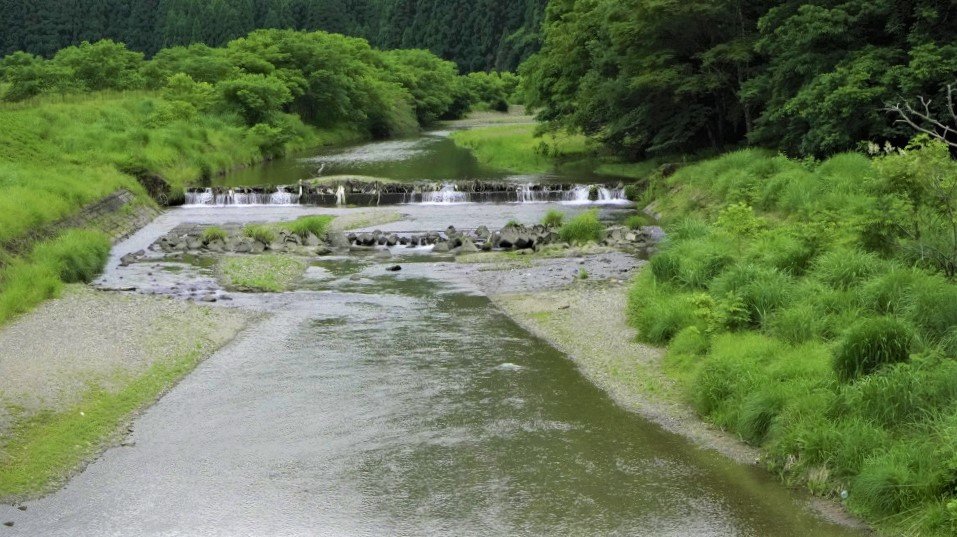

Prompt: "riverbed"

[0,135,869,536]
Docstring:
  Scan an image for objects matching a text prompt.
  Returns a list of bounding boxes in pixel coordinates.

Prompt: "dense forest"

[522,0,957,158]
[0,0,546,72]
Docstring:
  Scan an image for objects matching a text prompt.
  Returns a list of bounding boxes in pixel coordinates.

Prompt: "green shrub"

[834,317,914,382]
[812,248,886,290]
[670,326,710,357]
[766,303,828,344]
[710,264,795,327]
[841,360,957,428]
[668,237,736,290]
[242,224,277,245]
[0,262,62,325]
[628,276,697,344]
[861,267,923,316]
[737,390,787,446]
[649,252,681,283]
[285,215,334,240]
[541,209,565,228]
[747,231,817,275]
[558,210,605,245]
[852,440,951,518]
[669,216,711,241]
[201,226,228,243]
[904,275,957,342]
[30,229,111,283]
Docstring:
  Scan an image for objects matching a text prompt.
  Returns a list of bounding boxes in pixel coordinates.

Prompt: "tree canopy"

[522,0,957,158]
[0,0,546,72]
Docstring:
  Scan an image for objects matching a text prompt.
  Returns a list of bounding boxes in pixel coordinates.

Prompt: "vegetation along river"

[0,130,866,534]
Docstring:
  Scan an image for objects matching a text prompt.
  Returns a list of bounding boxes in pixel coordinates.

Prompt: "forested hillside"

[0,0,545,71]
[522,0,957,158]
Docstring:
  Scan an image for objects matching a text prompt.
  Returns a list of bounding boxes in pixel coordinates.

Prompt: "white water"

[184,188,298,207]
[420,183,469,205]
[185,184,631,207]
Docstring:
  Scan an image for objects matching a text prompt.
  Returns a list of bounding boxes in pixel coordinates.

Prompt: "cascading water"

[420,183,468,204]
[184,187,299,207]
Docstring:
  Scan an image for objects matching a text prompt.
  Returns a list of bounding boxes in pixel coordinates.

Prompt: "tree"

[51,40,145,91]
[217,72,293,124]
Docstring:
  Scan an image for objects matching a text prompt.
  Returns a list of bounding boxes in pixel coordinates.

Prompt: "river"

[0,134,867,536]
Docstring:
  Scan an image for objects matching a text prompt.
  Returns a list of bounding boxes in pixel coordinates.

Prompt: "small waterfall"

[421,183,468,204]
[184,187,299,207]
[563,186,593,204]
[516,184,557,203]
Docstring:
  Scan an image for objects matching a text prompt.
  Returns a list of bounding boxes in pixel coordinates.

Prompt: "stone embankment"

[1,189,160,258]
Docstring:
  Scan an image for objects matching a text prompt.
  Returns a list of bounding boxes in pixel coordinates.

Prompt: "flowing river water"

[0,133,868,536]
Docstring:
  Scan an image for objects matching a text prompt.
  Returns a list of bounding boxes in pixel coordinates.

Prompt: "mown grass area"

[0,345,207,500]
[629,146,957,535]
[219,254,307,292]
[450,124,591,174]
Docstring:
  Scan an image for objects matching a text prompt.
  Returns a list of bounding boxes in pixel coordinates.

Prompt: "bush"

[649,252,681,283]
[841,360,957,428]
[766,303,828,344]
[628,275,697,344]
[812,248,887,290]
[202,226,228,243]
[747,231,817,275]
[710,264,795,328]
[672,238,735,289]
[852,440,950,518]
[285,216,333,240]
[558,210,605,245]
[903,274,957,343]
[541,209,565,228]
[834,317,914,382]
[242,224,277,245]
[861,267,923,316]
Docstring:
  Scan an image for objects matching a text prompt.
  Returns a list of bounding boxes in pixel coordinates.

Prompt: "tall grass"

[558,210,605,245]
[284,215,334,240]
[628,148,957,534]
[0,229,111,325]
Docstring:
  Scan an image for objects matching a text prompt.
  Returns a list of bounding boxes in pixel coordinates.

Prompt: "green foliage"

[523,0,957,157]
[31,230,111,284]
[0,0,544,74]
[834,317,915,382]
[201,227,229,244]
[284,216,334,240]
[217,73,293,125]
[242,224,277,245]
[558,210,604,245]
[541,209,565,228]
[450,124,589,174]
[624,214,652,229]
[873,139,957,277]
[628,149,957,533]
[0,230,111,325]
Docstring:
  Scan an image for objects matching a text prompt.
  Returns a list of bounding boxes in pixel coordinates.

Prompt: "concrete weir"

[183,180,633,207]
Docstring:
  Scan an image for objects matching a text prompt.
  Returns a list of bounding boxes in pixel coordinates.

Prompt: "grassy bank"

[628,146,957,535]
[0,91,361,328]
[450,124,590,174]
